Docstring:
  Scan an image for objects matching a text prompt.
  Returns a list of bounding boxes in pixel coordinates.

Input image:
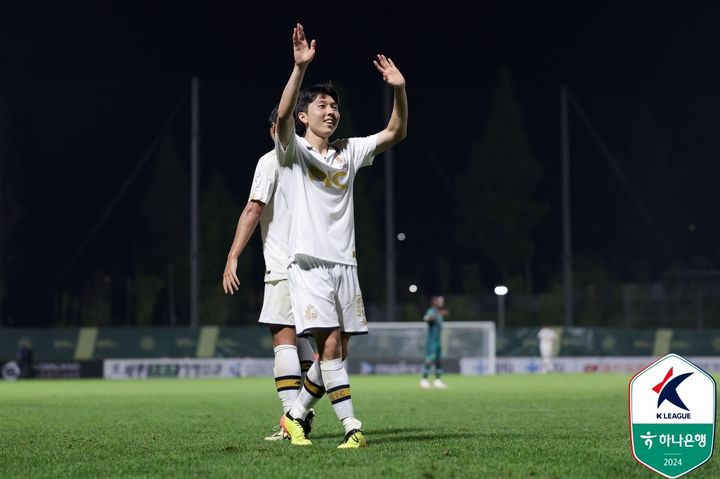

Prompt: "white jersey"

[537,327,559,347]
[275,133,377,266]
[248,149,290,282]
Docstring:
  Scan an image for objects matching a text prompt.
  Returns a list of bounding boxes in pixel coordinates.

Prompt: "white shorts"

[287,255,368,337]
[540,344,554,358]
[257,279,295,327]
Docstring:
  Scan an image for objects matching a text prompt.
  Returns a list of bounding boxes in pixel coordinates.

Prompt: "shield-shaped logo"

[629,353,716,478]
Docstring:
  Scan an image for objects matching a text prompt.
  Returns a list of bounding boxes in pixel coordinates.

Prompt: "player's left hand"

[373,54,405,88]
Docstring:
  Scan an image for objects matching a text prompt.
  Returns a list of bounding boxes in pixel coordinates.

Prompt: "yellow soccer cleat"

[337,429,367,449]
[280,413,313,446]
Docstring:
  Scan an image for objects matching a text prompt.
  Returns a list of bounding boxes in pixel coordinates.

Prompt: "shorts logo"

[356,295,366,325]
[305,305,317,321]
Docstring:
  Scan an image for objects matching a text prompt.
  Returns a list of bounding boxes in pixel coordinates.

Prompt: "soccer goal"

[350,321,496,375]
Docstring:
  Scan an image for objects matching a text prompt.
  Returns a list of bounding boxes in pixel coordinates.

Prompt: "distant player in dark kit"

[420,295,448,389]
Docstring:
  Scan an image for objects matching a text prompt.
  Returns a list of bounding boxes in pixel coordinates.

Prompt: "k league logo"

[629,354,716,478]
[654,367,692,413]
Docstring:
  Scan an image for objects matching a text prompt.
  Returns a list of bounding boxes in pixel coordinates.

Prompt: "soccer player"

[222,107,316,441]
[274,23,408,448]
[420,295,449,389]
[537,325,559,373]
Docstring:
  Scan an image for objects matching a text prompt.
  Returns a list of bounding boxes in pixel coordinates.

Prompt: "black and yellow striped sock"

[320,358,355,422]
[273,345,301,412]
[289,360,325,420]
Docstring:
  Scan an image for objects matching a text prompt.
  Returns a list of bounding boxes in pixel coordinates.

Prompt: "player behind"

[274,23,408,448]
[222,107,316,441]
[420,295,449,389]
[537,325,559,374]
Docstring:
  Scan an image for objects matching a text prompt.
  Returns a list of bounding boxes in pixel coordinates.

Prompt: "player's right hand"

[222,257,240,295]
[293,23,316,66]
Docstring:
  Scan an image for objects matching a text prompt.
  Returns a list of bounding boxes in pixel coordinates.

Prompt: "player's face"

[302,94,339,139]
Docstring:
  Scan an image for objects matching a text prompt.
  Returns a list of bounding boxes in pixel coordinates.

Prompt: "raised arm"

[373,54,408,156]
[222,200,264,294]
[277,23,316,148]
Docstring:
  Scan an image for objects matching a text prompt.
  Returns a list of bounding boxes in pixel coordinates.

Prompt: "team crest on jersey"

[334,155,346,166]
[249,173,262,198]
[305,305,317,321]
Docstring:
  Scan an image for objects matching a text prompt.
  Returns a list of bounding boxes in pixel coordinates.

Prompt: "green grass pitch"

[0,374,717,478]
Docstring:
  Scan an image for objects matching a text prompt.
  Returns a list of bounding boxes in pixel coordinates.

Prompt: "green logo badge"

[629,353,716,478]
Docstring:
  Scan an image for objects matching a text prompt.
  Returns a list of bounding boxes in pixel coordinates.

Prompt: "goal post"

[349,321,496,375]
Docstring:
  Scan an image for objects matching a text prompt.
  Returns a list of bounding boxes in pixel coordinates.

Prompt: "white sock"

[289,360,324,420]
[342,417,363,433]
[273,345,301,413]
[320,358,359,433]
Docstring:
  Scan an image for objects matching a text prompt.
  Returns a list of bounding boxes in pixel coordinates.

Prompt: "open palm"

[373,54,405,88]
[293,23,316,66]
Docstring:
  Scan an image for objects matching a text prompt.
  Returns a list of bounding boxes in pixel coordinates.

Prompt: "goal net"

[349,321,496,375]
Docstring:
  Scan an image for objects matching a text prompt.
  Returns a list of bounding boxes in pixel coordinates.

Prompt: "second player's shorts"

[425,340,442,362]
[540,344,554,358]
[287,254,368,337]
[258,279,295,327]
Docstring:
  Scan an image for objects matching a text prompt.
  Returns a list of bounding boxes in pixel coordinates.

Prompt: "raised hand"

[293,23,316,67]
[373,54,405,88]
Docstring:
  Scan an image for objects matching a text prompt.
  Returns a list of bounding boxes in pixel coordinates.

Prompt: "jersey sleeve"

[275,132,299,167]
[248,152,278,204]
[347,135,378,170]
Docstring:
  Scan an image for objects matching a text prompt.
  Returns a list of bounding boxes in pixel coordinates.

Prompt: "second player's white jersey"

[276,133,377,266]
[249,149,290,282]
[537,327,559,346]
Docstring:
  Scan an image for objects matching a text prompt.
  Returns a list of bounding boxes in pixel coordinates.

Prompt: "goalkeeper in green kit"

[420,295,449,389]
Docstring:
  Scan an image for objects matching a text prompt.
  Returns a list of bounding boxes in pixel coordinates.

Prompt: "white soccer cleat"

[433,379,448,389]
[264,424,289,441]
[420,378,431,389]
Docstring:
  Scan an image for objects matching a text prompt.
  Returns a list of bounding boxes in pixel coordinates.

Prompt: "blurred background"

[2,2,720,374]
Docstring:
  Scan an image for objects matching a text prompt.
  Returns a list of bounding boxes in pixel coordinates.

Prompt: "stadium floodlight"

[494,285,508,331]
[397,232,406,241]
[408,284,418,293]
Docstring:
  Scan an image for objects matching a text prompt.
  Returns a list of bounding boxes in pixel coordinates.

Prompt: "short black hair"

[269,106,278,125]
[295,82,339,135]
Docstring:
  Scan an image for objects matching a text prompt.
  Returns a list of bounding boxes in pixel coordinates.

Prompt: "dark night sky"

[2,2,720,325]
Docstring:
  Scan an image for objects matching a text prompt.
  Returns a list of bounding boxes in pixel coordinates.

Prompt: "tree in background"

[200,171,254,325]
[454,67,547,291]
[135,133,189,325]
[607,107,684,278]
